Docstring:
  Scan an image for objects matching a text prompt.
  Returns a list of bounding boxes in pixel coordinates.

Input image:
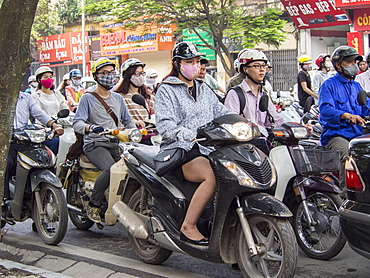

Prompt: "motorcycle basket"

[292,147,340,175]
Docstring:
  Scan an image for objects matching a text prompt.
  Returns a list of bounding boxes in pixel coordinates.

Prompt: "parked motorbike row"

[4,90,370,277]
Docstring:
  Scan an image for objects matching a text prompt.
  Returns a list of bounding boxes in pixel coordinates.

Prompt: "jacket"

[319,72,370,146]
[155,76,231,155]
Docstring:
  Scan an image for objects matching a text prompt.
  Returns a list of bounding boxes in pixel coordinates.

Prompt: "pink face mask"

[41,78,54,88]
[180,64,199,80]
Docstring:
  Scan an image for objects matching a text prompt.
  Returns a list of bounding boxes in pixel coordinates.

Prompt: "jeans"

[84,141,121,207]
[326,136,349,190]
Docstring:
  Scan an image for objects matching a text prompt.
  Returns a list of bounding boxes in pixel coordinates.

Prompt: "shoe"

[87,206,102,223]
[180,232,209,246]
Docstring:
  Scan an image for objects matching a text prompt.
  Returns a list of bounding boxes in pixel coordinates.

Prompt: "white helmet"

[28,75,36,84]
[239,49,268,66]
[35,66,53,79]
[120,58,146,76]
[62,73,70,81]
[146,68,158,78]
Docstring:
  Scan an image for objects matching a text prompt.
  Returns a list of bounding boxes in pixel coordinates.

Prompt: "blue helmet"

[69,69,82,79]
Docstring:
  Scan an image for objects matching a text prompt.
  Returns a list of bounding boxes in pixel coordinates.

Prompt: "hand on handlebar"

[134,120,146,128]
[341,113,366,125]
[89,125,105,134]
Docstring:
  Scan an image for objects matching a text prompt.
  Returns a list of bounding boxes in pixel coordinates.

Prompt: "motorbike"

[114,98,298,277]
[1,109,70,245]
[271,90,301,123]
[59,127,142,230]
[259,94,346,260]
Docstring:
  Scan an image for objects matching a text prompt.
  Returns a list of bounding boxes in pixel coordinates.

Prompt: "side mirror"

[259,94,269,112]
[303,96,314,114]
[132,94,147,108]
[358,90,367,106]
[57,109,69,118]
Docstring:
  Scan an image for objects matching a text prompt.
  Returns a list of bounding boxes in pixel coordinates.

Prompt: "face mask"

[325,62,333,70]
[180,64,199,80]
[302,65,311,71]
[72,79,82,87]
[265,72,271,79]
[30,82,38,89]
[131,75,145,87]
[97,74,115,89]
[41,78,54,88]
[343,64,359,79]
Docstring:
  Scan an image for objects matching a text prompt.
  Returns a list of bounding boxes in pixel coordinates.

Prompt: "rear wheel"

[236,215,297,278]
[127,188,172,264]
[66,175,94,230]
[32,183,68,245]
[293,192,346,260]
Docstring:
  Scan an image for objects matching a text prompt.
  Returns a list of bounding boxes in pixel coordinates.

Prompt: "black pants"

[4,143,23,199]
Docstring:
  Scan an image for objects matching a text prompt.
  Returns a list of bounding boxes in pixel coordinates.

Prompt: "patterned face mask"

[130,75,145,87]
[97,74,115,89]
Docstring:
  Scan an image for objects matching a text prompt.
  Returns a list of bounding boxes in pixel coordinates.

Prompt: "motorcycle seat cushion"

[131,145,160,169]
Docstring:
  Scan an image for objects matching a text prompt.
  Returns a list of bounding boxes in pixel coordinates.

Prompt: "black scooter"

[1,109,69,245]
[112,95,298,278]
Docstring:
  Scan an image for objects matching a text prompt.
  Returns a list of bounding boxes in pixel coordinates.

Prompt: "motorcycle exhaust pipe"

[67,204,83,213]
[112,201,149,240]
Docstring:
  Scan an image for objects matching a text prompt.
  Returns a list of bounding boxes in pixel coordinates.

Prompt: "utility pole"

[81,0,86,76]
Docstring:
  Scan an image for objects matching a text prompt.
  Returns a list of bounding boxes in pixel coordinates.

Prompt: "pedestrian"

[356,52,370,91]
[73,58,135,223]
[65,69,85,112]
[115,58,155,129]
[297,54,317,107]
[24,75,38,94]
[313,53,331,95]
[198,58,226,94]
[319,46,370,191]
[144,68,159,92]
[155,41,231,245]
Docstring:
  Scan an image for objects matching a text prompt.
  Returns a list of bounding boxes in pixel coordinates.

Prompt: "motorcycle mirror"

[303,97,314,114]
[259,94,269,112]
[358,90,367,106]
[132,94,151,119]
[57,109,70,118]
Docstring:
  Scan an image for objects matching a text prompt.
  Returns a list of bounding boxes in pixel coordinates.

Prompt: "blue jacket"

[319,73,370,146]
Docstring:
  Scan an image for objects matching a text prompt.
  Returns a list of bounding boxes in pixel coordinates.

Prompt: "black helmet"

[172,41,204,60]
[331,46,362,65]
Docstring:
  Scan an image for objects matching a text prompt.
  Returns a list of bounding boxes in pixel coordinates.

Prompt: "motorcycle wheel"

[32,183,68,245]
[236,215,297,278]
[127,188,172,264]
[66,175,94,230]
[292,192,346,260]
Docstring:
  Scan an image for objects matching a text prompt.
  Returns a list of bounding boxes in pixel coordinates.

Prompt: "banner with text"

[335,0,370,9]
[353,8,370,31]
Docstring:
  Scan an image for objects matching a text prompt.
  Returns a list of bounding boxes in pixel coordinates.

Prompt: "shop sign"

[182,29,216,60]
[281,0,351,29]
[347,32,364,55]
[354,8,370,31]
[335,0,370,9]
[37,32,89,66]
[99,21,176,56]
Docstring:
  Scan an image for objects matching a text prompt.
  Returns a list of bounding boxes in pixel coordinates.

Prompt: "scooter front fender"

[241,192,293,218]
[30,169,63,191]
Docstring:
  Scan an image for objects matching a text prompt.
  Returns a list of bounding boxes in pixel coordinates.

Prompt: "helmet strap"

[245,69,264,86]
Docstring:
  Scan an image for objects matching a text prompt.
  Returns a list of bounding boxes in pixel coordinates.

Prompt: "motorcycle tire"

[127,188,172,264]
[32,183,68,245]
[292,191,346,260]
[66,175,94,230]
[236,215,297,278]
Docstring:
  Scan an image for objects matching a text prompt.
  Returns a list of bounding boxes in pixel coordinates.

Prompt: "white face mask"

[325,62,333,70]
[30,82,38,89]
[72,79,82,87]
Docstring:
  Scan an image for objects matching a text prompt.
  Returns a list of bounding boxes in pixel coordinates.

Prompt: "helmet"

[62,73,70,81]
[315,53,330,67]
[120,58,146,76]
[35,66,53,79]
[27,75,36,84]
[267,61,272,68]
[239,49,268,66]
[91,58,116,74]
[298,55,312,65]
[69,69,82,79]
[331,46,362,65]
[146,68,158,78]
[237,49,250,59]
[172,41,204,60]
[233,59,240,70]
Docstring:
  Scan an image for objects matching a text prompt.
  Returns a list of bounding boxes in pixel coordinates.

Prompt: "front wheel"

[292,192,346,260]
[236,216,297,278]
[127,188,172,264]
[32,183,68,245]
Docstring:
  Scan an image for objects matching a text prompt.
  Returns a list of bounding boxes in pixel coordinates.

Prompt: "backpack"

[222,85,246,116]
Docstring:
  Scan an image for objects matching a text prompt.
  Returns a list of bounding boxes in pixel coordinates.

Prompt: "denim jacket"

[155,76,231,155]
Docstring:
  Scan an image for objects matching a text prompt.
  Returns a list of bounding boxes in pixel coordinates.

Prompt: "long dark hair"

[115,65,151,99]
[153,59,180,94]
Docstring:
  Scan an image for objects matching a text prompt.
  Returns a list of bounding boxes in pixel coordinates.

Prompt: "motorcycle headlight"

[25,129,46,143]
[291,126,309,139]
[221,122,258,141]
[128,129,142,143]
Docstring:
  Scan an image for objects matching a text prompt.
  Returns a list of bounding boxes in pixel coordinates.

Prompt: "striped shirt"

[120,92,155,121]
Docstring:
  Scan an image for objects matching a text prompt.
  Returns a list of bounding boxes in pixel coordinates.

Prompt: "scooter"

[1,109,70,245]
[59,128,142,230]
[114,97,298,278]
[259,94,346,260]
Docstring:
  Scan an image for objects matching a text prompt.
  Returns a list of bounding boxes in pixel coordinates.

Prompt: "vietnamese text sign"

[335,0,370,9]
[281,0,351,29]
[354,8,370,31]
[182,29,216,60]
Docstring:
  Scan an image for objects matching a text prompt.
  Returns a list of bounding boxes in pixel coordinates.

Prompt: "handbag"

[154,148,186,177]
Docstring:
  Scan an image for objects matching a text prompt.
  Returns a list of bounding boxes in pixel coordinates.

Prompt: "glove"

[89,125,104,134]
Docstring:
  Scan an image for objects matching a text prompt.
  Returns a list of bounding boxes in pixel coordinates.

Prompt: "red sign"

[335,0,370,9]
[37,32,89,66]
[281,0,351,29]
[347,32,364,55]
[354,8,370,31]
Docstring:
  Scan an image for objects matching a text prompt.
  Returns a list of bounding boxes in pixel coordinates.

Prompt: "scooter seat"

[131,145,160,169]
